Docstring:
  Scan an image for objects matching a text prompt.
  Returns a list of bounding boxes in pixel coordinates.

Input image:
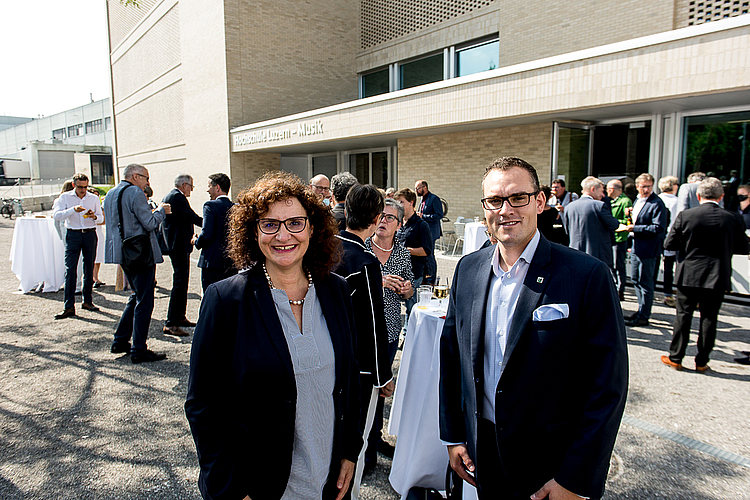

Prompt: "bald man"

[310,174,331,206]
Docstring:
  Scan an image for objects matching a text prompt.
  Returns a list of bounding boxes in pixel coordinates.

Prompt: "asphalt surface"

[1,215,749,499]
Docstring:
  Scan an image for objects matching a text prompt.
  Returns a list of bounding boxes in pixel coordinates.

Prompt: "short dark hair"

[72,173,89,184]
[552,178,565,188]
[346,184,384,231]
[483,157,541,193]
[418,180,429,190]
[331,172,358,202]
[395,188,417,206]
[209,173,231,193]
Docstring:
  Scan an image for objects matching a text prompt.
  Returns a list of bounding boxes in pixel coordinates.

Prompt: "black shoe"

[111,342,131,354]
[734,356,750,365]
[131,350,167,364]
[54,308,76,320]
[624,313,637,320]
[377,440,395,459]
[624,318,649,327]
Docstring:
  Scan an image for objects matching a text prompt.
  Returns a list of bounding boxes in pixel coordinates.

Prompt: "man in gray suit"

[677,171,706,214]
[104,164,171,363]
[563,176,619,270]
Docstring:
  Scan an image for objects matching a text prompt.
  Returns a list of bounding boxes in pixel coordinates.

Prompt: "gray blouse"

[271,284,336,500]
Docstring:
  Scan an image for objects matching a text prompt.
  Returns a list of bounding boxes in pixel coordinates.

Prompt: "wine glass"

[433,276,449,310]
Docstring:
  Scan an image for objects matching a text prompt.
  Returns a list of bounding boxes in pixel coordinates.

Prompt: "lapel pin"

[536,277,544,283]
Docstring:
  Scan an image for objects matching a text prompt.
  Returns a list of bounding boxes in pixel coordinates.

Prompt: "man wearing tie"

[439,157,628,500]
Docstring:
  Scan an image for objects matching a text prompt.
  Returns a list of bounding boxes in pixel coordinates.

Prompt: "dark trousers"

[114,265,156,355]
[476,418,508,500]
[63,230,97,309]
[425,250,438,284]
[167,251,190,325]
[631,253,656,320]
[365,340,399,462]
[669,286,724,367]
[662,255,675,296]
[200,266,237,292]
[613,241,628,294]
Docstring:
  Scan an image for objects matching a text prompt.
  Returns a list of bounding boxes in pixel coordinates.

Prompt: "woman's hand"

[335,459,355,500]
[400,279,414,299]
[382,274,404,293]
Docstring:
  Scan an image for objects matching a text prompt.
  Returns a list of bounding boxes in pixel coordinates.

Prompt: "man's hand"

[531,478,583,500]
[85,209,97,220]
[74,205,86,213]
[380,380,395,398]
[160,203,172,215]
[447,444,476,487]
[335,459,355,500]
[625,224,634,232]
[191,234,198,245]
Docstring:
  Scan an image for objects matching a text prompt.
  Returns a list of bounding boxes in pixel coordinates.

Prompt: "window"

[362,68,390,98]
[105,117,112,130]
[456,38,499,77]
[399,53,444,90]
[682,111,750,183]
[67,124,83,137]
[52,128,66,140]
[85,119,103,134]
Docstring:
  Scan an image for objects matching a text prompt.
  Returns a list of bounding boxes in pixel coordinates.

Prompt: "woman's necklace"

[263,263,312,306]
[371,238,394,252]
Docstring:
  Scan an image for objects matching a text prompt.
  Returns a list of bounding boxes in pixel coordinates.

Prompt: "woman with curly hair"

[186,171,362,500]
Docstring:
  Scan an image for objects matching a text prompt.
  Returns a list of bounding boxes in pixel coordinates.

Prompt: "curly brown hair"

[227,171,341,279]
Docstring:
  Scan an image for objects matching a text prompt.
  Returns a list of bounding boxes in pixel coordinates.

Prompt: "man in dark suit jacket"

[624,173,668,327]
[163,174,203,336]
[563,176,619,268]
[415,179,443,284]
[192,173,235,292]
[331,172,358,231]
[661,177,750,371]
[439,157,628,500]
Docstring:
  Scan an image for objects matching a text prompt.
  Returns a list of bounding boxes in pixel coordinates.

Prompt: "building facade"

[107,0,750,223]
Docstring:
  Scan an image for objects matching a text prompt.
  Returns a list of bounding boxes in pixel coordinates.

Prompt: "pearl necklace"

[263,262,312,306]
[371,238,394,252]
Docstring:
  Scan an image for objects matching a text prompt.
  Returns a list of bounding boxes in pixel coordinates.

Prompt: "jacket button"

[474,411,480,416]
[474,378,480,383]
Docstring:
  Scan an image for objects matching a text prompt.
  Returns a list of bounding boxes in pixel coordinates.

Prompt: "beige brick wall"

[107,0,160,49]
[357,0,676,73]
[397,123,552,228]
[230,152,281,194]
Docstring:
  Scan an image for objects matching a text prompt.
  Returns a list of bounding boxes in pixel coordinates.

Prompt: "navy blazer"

[163,188,203,254]
[185,265,362,500]
[194,197,233,270]
[665,202,749,290]
[563,196,619,266]
[439,235,628,499]
[631,193,668,259]
[419,192,444,240]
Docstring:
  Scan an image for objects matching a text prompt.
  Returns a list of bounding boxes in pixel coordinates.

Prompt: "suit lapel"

[247,265,295,380]
[317,277,344,383]
[501,237,552,373]
[471,250,494,379]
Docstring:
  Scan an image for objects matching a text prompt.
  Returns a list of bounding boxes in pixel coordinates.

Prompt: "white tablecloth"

[9,217,66,293]
[389,302,478,500]
[462,222,489,256]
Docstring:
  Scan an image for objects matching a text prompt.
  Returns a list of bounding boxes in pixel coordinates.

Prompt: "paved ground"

[1,215,749,499]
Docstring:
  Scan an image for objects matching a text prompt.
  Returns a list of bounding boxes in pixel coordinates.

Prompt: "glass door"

[553,123,592,196]
[348,149,391,189]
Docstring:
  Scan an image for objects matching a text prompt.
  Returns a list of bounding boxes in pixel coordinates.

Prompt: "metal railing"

[0,179,67,199]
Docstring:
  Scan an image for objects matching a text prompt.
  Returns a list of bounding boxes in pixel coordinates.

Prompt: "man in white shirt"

[657,176,680,307]
[52,173,103,319]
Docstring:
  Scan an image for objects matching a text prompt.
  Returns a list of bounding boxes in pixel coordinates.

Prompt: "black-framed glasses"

[381,213,399,223]
[312,184,330,193]
[481,191,539,210]
[135,173,150,181]
[256,216,309,234]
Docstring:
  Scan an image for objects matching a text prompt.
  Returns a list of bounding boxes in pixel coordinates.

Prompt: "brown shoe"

[175,318,197,328]
[54,308,76,320]
[81,303,100,312]
[695,364,710,373]
[163,325,189,337]
[664,296,676,308]
[661,355,683,371]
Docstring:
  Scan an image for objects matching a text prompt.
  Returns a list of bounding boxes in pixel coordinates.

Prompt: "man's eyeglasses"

[256,217,309,234]
[381,213,399,223]
[135,173,150,181]
[481,192,539,210]
[312,185,330,193]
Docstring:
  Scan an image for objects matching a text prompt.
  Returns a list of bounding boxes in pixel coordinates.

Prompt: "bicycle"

[1,198,21,219]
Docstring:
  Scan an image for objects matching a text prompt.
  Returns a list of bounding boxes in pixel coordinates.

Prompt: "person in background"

[415,180,443,285]
[657,176,680,307]
[331,172,358,231]
[52,173,103,319]
[162,174,203,337]
[549,178,579,213]
[185,171,361,500]
[192,173,236,291]
[677,171,706,214]
[364,197,414,473]
[737,184,750,229]
[536,185,562,244]
[310,173,332,206]
[607,179,632,301]
[385,187,396,198]
[144,186,159,211]
[88,186,106,288]
[53,180,84,294]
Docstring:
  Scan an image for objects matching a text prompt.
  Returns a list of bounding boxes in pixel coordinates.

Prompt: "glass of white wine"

[433,276,449,310]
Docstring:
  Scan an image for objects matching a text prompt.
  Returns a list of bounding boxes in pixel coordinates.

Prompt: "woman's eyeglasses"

[381,213,399,223]
[256,217,309,234]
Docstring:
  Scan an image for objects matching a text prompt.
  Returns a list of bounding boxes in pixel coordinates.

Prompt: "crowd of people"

[45,159,750,499]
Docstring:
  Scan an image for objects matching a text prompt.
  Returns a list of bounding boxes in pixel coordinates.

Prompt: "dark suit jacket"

[185,265,362,500]
[332,202,346,231]
[420,191,444,240]
[563,196,619,266]
[194,197,233,270]
[664,202,749,290]
[632,193,668,259]
[163,188,203,254]
[439,235,628,499]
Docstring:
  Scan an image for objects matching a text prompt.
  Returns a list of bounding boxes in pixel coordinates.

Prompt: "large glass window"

[349,150,389,189]
[400,53,443,90]
[52,128,66,140]
[456,39,499,77]
[86,119,103,134]
[683,111,750,183]
[362,68,389,98]
[67,124,83,137]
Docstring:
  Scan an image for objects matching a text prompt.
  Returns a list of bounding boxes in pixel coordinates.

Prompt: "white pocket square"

[532,304,570,321]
